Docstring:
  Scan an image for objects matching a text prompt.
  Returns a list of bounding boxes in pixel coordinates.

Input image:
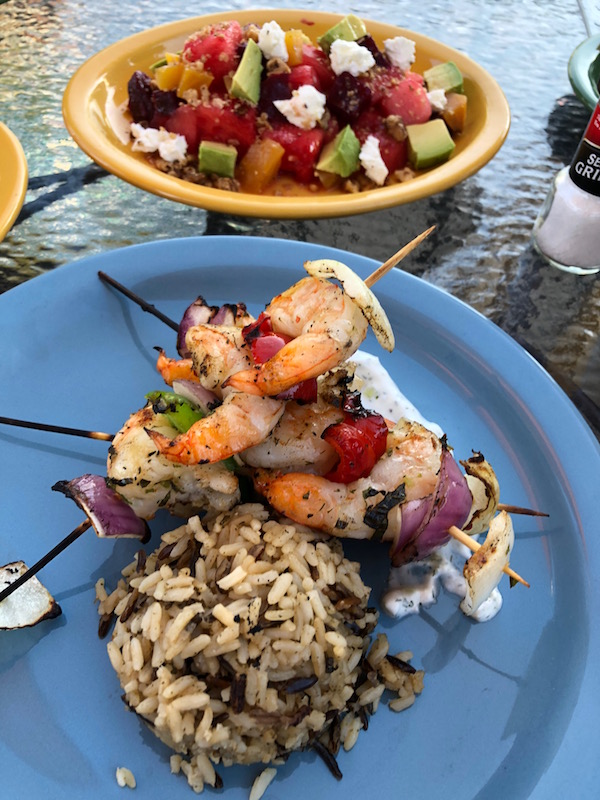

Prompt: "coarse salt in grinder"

[533,96,600,275]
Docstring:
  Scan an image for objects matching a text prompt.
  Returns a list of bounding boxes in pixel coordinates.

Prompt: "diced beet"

[195,100,257,156]
[182,21,243,86]
[300,44,335,91]
[289,64,321,92]
[257,73,292,122]
[165,104,201,154]
[327,73,372,125]
[127,71,154,123]
[263,124,325,183]
[353,109,408,173]
[356,35,390,68]
[379,72,432,124]
[149,89,180,128]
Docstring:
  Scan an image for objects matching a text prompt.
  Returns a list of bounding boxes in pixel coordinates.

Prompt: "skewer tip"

[447,525,530,588]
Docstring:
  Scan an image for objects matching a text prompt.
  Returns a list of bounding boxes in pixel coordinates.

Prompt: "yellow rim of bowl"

[0,122,28,241]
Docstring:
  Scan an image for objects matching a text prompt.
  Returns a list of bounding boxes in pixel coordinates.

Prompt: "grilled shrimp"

[185,324,253,394]
[107,405,240,519]
[224,276,369,396]
[240,398,345,473]
[147,322,285,464]
[252,418,443,540]
[156,349,199,386]
[146,391,285,464]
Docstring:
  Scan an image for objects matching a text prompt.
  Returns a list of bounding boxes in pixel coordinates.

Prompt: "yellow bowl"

[0,122,28,241]
[62,9,510,219]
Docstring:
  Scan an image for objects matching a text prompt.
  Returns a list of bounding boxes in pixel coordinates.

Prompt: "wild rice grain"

[115,766,136,788]
[99,504,422,794]
[249,767,277,800]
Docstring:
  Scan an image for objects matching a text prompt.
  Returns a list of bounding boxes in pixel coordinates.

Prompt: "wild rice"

[99,503,423,794]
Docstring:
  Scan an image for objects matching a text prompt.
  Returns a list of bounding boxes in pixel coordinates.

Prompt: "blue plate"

[0,237,598,798]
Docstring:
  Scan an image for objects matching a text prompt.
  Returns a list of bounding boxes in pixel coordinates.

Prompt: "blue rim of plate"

[568,33,600,111]
[0,236,599,798]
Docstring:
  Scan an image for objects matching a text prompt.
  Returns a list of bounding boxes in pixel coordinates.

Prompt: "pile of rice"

[96,503,423,794]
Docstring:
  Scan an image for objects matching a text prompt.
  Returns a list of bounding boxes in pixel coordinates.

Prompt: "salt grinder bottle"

[533,97,600,275]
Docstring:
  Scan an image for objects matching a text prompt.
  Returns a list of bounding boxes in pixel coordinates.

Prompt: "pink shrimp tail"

[223,367,263,395]
[144,427,205,464]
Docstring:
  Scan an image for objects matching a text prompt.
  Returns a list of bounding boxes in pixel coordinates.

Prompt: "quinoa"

[98,503,423,794]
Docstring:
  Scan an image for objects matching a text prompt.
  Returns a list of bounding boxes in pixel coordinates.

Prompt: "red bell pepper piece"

[241,313,317,402]
[322,393,388,483]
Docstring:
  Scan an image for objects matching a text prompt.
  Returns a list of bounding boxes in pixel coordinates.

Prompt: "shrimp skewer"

[252,419,454,551]
[147,322,286,465]
[224,275,370,396]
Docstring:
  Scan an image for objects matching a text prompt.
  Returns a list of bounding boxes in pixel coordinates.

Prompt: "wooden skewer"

[0,520,92,604]
[98,270,179,332]
[0,415,114,441]
[498,502,548,518]
[448,525,530,588]
[364,225,436,287]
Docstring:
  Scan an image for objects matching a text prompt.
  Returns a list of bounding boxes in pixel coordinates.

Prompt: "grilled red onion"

[171,379,220,414]
[176,296,218,357]
[177,298,251,357]
[52,474,150,541]
[390,449,472,565]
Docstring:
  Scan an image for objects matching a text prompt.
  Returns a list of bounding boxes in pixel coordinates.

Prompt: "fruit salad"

[124,15,468,195]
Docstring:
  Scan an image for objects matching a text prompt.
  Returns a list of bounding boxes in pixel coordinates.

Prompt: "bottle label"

[569,103,600,197]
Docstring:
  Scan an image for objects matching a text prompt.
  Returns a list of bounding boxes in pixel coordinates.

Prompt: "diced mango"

[285,29,309,66]
[442,92,468,133]
[153,63,184,91]
[177,65,213,97]
[237,138,285,193]
[165,51,182,65]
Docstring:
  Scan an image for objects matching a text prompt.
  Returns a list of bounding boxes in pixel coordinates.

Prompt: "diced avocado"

[424,61,464,94]
[316,125,360,178]
[317,14,367,53]
[198,141,237,178]
[406,119,455,170]
[229,39,263,105]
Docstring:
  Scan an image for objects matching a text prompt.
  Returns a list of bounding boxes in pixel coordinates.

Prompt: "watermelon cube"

[182,21,244,86]
[353,109,408,173]
[195,100,257,156]
[263,124,325,183]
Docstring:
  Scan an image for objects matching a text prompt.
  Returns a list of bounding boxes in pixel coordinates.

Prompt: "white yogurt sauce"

[350,350,503,623]
[349,350,444,438]
[383,540,504,623]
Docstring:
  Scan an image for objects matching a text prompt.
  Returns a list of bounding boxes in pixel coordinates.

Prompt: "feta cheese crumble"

[427,88,448,112]
[258,20,288,61]
[359,135,389,185]
[329,39,376,77]
[384,36,416,71]
[273,84,327,129]
[129,124,187,162]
